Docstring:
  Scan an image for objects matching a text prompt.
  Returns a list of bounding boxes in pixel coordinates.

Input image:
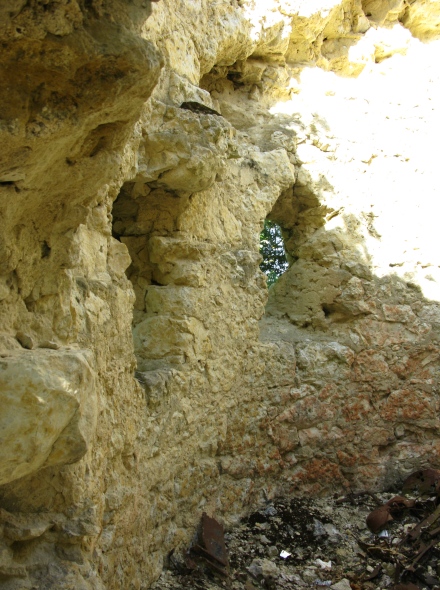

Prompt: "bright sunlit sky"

[241,0,440,300]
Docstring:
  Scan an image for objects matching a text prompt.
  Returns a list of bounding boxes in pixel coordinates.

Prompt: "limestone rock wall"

[0,1,440,588]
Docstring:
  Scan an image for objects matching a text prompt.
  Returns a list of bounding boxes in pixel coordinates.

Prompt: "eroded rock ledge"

[0,1,439,588]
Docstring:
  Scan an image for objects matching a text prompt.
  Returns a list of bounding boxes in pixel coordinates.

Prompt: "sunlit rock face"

[0,348,96,485]
[0,0,440,588]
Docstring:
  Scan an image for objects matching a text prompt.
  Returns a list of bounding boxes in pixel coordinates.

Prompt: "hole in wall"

[259,219,289,287]
[67,121,128,164]
[321,303,332,318]
[41,241,51,259]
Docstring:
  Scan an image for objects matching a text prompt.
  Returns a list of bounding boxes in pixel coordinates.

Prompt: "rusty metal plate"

[200,512,228,567]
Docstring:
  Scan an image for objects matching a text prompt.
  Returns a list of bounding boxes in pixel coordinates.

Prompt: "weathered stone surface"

[0,0,440,589]
[0,349,96,485]
[136,105,232,192]
[400,0,440,40]
[0,508,52,541]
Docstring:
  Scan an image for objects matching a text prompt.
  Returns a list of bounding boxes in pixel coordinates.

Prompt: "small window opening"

[259,220,288,287]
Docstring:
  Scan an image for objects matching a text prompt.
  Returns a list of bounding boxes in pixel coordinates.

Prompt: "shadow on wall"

[112,181,197,371]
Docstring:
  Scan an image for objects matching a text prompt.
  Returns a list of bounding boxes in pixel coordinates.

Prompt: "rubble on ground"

[152,470,440,590]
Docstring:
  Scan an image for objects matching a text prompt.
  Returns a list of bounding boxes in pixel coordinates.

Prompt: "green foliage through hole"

[259,220,288,287]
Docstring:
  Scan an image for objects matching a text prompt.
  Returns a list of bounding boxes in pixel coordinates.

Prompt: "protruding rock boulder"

[0,348,97,485]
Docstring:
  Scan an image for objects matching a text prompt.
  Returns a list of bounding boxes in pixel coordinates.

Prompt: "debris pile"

[152,469,440,590]
[359,468,440,590]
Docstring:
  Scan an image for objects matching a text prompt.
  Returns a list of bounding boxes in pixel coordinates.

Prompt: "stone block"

[0,349,97,485]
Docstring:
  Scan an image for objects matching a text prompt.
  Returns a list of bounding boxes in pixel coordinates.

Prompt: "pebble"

[316,558,332,570]
[247,558,279,580]
[16,331,34,349]
[382,562,395,577]
[267,545,278,557]
[324,523,341,542]
[264,506,277,517]
[260,559,279,578]
[302,567,318,583]
[314,519,327,537]
[38,340,60,350]
[331,579,352,590]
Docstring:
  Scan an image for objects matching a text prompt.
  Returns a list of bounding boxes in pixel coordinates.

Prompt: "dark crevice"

[24,297,35,312]
[322,304,332,318]
[41,241,51,258]
[0,181,20,192]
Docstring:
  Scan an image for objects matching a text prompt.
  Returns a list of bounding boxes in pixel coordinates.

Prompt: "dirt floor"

[151,476,440,590]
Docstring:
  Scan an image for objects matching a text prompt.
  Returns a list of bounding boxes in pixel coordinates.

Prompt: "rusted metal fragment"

[191,512,229,577]
[402,468,440,495]
[407,539,439,571]
[191,545,228,576]
[201,513,228,566]
[366,505,393,533]
[407,503,440,541]
[367,495,415,533]
[428,524,440,536]
[386,496,415,510]
[363,564,382,581]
